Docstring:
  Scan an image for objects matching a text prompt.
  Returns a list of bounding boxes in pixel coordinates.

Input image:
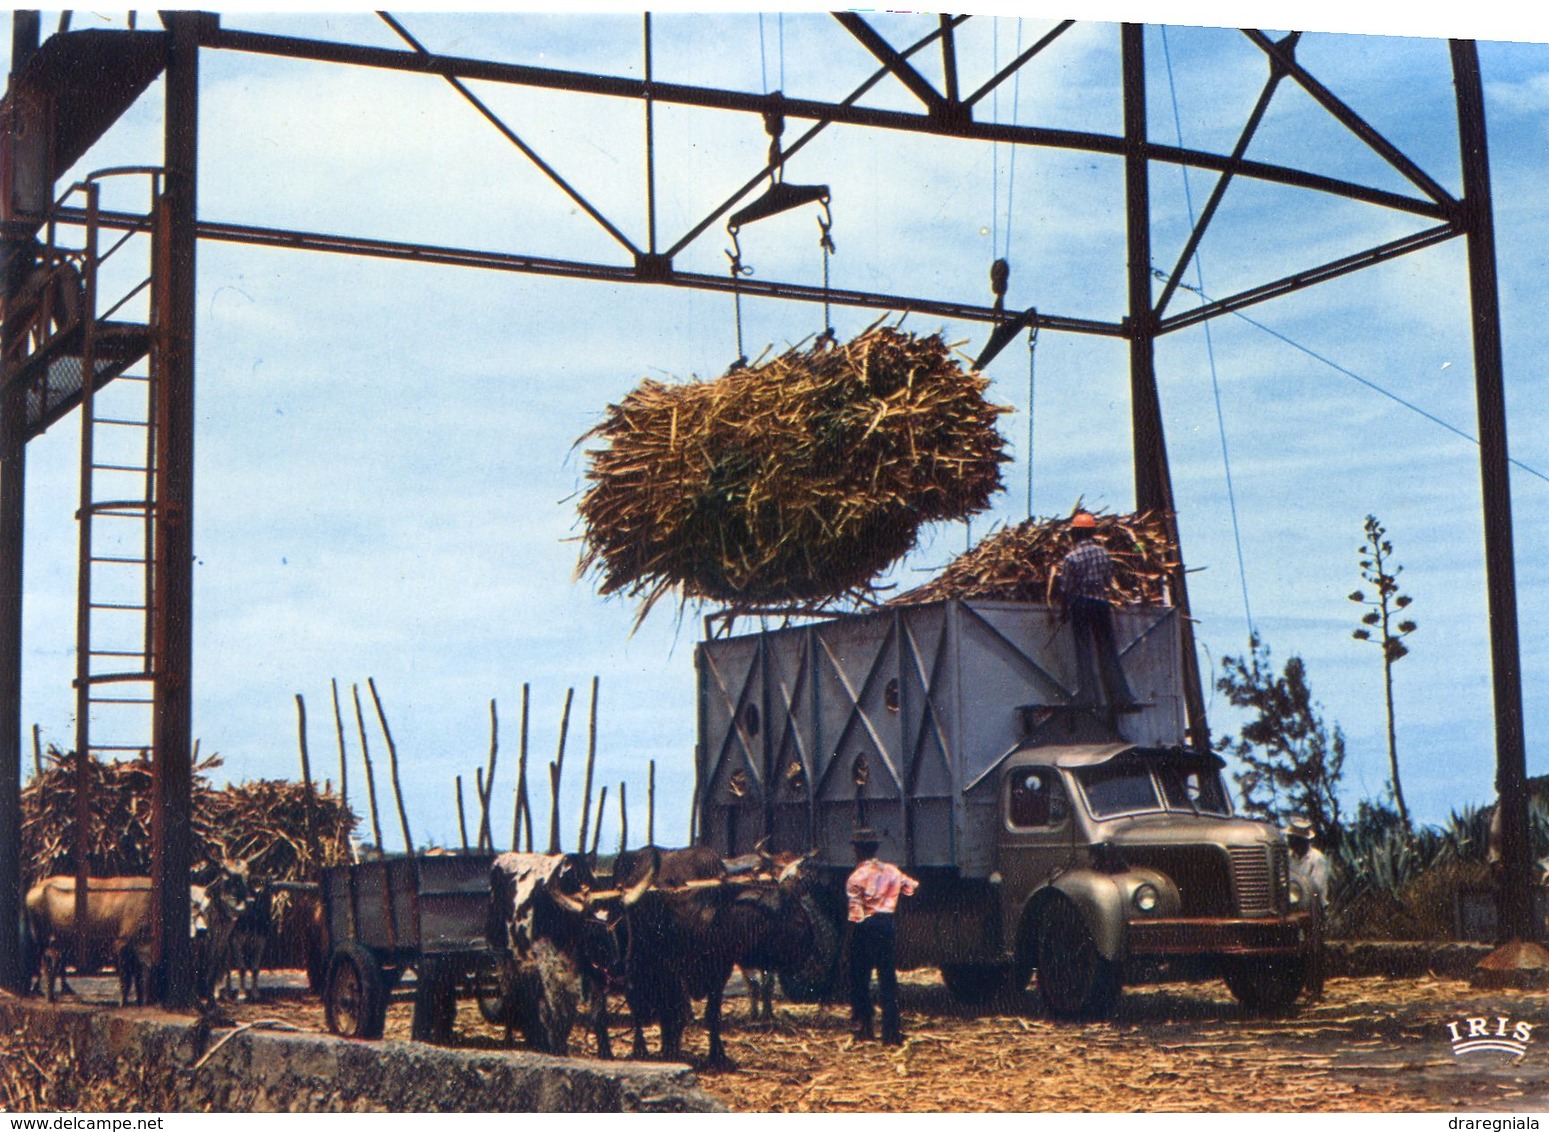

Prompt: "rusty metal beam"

[1452,40,1532,944]
[1153,36,1292,320]
[0,9,41,997]
[150,10,197,1007]
[1122,24,1208,753]
[1158,222,1460,334]
[832,13,946,113]
[202,25,1449,223]
[1246,29,1453,207]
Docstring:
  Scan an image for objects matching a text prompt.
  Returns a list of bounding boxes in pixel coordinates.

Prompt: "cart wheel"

[411,957,458,1045]
[326,943,387,1039]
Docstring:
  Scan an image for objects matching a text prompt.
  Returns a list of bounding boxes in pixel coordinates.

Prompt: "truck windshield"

[1075,762,1163,817]
[1157,763,1232,816]
[1075,759,1233,818]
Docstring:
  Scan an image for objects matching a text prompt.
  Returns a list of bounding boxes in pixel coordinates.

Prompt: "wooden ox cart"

[319,852,503,1043]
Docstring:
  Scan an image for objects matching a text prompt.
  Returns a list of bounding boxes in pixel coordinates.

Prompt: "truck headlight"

[1288,877,1305,908]
[1132,883,1160,914]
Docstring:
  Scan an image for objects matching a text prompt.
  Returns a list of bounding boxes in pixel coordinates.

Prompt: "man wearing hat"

[845,828,918,1045]
[1285,818,1328,1001]
[1055,511,1135,708]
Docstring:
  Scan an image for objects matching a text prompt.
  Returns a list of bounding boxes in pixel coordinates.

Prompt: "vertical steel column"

[151,11,198,1005]
[1122,24,1209,750]
[0,10,40,995]
[1451,41,1533,942]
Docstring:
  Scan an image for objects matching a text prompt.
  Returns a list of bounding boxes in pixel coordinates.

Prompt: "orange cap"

[1070,512,1098,529]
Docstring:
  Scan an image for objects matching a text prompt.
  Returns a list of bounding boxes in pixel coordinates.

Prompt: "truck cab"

[994,743,1315,1016]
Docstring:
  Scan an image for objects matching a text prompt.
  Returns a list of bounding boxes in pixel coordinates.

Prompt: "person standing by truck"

[1056,511,1136,708]
[846,829,918,1046]
[1286,818,1329,1001]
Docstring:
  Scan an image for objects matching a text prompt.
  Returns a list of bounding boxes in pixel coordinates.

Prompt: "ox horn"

[549,886,588,915]
[621,862,656,907]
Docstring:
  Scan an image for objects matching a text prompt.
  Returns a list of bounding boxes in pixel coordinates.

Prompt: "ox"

[484,852,651,1057]
[223,876,274,1003]
[24,876,213,1006]
[191,858,266,1004]
[724,846,813,1022]
[613,845,813,1070]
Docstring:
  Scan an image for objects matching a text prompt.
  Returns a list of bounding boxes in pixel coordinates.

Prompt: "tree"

[1215,633,1347,843]
[1348,514,1417,834]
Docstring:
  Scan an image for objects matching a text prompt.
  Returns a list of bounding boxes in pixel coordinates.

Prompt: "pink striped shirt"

[846,858,919,922]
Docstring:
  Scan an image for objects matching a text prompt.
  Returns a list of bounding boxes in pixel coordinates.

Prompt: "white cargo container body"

[695,598,1186,873]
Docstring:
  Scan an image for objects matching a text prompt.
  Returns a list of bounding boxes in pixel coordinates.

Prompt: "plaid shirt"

[1057,540,1112,602]
[846,858,919,922]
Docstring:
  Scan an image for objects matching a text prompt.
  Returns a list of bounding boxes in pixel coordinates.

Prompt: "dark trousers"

[849,913,901,1041]
[1070,597,1135,707]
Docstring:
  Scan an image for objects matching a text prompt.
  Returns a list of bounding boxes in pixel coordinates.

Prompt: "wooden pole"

[513,683,531,852]
[330,678,349,812]
[367,677,414,855]
[547,762,561,854]
[547,687,573,855]
[352,683,385,853]
[479,699,498,852]
[295,694,321,873]
[475,767,486,848]
[456,775,470,851]
[577,677,598,855]
[30,725,41,782]
[590,785,607,863]
[618,780,628,853]
[647,759,656,847]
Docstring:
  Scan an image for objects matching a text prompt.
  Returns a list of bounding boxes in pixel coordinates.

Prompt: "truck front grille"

[1117,845,1234,917]
[1229,845,1275,915]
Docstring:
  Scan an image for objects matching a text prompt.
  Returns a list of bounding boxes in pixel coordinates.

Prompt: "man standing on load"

[846,829,917,1046]
[1056,511,1136,708]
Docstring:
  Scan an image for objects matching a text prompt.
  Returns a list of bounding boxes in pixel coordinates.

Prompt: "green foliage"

[1327,799,1549,938]
[1214,633,1346,844]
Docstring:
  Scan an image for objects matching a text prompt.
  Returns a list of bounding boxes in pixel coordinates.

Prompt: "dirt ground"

[72,968,1541,1113]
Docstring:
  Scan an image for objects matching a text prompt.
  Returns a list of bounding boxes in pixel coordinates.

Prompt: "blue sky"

[11,3,1549,851]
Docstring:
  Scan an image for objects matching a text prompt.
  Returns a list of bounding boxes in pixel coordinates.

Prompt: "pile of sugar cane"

[576,325,1011,617]
[21,746,355,886]
[892,508,1178,606]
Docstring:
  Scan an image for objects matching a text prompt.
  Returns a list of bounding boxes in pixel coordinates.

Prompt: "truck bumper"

[1127,914,1312,957]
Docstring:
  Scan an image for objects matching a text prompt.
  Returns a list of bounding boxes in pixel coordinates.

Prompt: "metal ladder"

[60,169,164,765]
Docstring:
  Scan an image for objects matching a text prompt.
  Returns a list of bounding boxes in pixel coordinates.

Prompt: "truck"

[693,598,1318,1017]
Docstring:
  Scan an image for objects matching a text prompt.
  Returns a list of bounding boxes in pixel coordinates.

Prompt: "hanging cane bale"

[576,324,1012,616]
[891,507,1180,607]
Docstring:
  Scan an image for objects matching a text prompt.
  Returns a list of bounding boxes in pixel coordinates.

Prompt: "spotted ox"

[484,852,652,1056]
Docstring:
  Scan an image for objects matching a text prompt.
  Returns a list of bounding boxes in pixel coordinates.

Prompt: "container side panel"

[955,603,1071,789]
[811,613,902,801]
[1112,606,1186,746]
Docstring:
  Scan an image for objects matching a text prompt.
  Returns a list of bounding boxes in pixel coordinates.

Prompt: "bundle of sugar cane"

[576,325,1011,617]
[22,746,356,886]
[891,507,1179,607]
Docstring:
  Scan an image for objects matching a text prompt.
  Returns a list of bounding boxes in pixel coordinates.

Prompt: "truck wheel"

[778,893,843,1004]
[1036,898,1121,1019]
[1222,955,1305,1014]
[940,964,1010,1005]
[326,943,388,1040]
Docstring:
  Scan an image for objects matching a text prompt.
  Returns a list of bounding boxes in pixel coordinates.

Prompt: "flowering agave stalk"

[1349,514,1418,834]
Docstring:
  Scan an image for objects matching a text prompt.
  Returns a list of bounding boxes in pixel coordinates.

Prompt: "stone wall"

[0,998,723,1113]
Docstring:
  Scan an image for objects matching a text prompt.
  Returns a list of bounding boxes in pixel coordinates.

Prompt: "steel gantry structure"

[0,11,1532,1002]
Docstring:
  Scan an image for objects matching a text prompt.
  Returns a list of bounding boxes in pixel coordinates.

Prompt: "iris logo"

[1446,1016,1535,1058]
